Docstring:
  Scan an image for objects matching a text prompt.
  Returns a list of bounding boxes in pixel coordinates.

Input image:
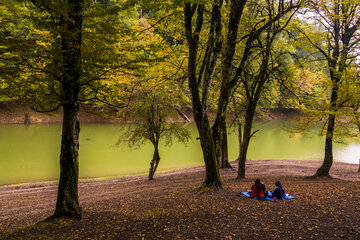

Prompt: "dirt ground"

[1,160,360,239]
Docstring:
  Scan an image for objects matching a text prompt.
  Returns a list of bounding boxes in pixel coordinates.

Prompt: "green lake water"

[0,121,359,185]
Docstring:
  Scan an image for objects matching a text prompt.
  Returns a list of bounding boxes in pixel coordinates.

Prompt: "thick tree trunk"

[197,119,222,188]
[53,103,82,219]
[315,114,335,177]
[52,0,83,219]
[149,143,160,180]
[237,112,254,179]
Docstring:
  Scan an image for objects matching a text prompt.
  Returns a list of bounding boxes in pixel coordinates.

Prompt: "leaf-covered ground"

[1,160,360,239]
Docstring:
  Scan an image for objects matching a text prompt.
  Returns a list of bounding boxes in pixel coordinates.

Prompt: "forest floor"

[1,160,360,240]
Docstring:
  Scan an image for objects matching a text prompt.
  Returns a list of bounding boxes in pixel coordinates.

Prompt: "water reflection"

[334,143,360,164]
[0,122,359,185]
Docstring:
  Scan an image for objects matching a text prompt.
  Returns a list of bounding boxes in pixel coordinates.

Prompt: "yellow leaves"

[35,40,50,48]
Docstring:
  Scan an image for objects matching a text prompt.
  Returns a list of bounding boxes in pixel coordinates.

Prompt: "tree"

[1,0,147,218]
[211,0,248,169]
[299,0,360,177]
[181,0,300,184]
[208,0,302,179]
[1,0,86,218]
[115,21,191,180]
[119,79,191,180]
[123,0,225,188]
[48,0,83,219]
[183,0,226,189]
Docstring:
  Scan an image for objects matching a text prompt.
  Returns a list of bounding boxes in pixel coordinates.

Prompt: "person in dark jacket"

[250,178,266,198]
[271,180,285,201]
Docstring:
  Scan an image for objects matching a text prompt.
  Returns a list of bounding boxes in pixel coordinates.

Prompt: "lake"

[0,121,359,185]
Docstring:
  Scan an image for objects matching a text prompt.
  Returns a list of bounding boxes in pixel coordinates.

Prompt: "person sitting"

[250,178,266,198]
[271,180,285,201]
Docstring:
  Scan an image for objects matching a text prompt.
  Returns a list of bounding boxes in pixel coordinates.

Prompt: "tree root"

[197,181,223,192]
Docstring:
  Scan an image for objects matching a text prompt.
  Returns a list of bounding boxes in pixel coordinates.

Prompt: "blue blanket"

[240,192,295,201]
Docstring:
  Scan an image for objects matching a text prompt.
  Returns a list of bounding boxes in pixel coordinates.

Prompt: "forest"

[1,0,360,239]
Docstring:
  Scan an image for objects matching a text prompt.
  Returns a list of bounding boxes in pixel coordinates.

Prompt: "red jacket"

[251,183,265,198]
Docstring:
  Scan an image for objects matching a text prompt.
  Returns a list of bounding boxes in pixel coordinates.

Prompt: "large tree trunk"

[149,142,160,180]
[53,103,82,218]
[237,108,255,179]
[197,119,222,188]
[53,0,83,219]
[315,114,335,177]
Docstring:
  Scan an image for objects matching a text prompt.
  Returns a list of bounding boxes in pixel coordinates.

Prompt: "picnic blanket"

[240,192,295,201]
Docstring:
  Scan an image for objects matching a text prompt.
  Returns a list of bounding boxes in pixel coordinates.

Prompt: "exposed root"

[196,181,223,193]
[51,202,82,220]
[312,173,332,178]
[305,174,333,180]
[221,162,234,169]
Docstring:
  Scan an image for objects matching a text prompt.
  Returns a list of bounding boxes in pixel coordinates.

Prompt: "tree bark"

[149,142,160,180]
[53,103,82,218]
[237,106,256,179]
[197,119,222,188]
[53,0,83,219]
[315,113,336,177]
[219,116,232,168]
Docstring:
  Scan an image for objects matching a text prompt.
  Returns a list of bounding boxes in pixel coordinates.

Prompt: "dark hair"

[255,179,261,184]
[275,181,282,187]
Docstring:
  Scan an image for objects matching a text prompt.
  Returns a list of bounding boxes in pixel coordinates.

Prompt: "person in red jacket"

[250,178,266,198]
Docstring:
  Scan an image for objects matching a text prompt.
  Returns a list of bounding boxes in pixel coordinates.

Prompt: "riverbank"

[1,160,360,239]
[0,101,300,124]
[0,102,109,124]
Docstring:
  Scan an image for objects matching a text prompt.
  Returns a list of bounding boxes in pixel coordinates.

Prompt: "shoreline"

[0,102,300,124]
[1,159,359,188]
[0,102,110,124]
